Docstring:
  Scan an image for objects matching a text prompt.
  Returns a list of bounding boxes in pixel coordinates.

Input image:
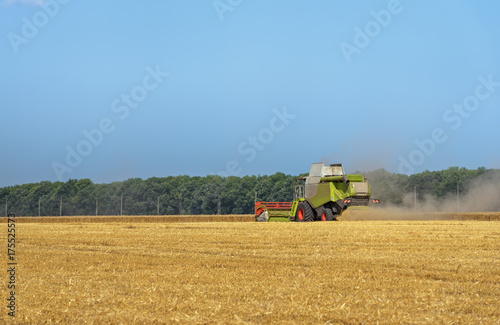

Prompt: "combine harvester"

[255,163,380,222]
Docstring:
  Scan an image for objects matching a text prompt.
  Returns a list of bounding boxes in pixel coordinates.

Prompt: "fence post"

[178,193,182,215]
[414,186,417,210]
[217,193,221,215]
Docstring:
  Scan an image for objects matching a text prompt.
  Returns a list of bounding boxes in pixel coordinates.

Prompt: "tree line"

[1,166,499,216]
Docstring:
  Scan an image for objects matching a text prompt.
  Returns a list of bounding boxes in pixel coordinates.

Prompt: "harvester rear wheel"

[317,206,335,221]
[296,202,314,222]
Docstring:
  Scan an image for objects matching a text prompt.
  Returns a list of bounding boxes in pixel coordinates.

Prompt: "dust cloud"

[342,172,500,221]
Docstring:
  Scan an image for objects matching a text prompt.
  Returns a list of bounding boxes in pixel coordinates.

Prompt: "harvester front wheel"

[317,206,335,221]
[296,202,314,222]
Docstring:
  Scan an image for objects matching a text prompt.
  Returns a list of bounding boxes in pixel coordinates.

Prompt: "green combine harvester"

[255,163,379,222]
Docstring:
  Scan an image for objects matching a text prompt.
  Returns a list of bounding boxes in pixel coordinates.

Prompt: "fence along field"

[2,214,256,223]
[2,220,499,323]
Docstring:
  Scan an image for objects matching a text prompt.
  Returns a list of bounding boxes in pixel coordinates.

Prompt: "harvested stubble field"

[342,210,500,221]
[7,214,256,223]
[2,219,499,324]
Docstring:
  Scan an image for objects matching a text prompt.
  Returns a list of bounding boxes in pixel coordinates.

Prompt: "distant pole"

[96,198,98,216]
[178,193,183,215]
[38,198,41,217]
[5,199,7,217]
[157,196,160,215]
[60,197,62,216]
[414,186,417,209]
[457,184,459,211]
[254,191,257,206]
[120,195,123,215]
[217,193,221,215]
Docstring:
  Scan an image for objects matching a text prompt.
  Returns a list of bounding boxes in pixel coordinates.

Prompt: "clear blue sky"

[1,0,499,186]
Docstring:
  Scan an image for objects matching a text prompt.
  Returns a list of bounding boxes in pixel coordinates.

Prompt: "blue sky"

[1,0,499,186]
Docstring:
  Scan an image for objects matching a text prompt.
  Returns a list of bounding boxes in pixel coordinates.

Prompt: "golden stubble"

[4,220,500,324]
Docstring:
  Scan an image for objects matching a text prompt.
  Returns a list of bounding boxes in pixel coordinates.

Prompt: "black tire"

[331,203,341,221]
[296,201,314,222]
[317,206,336,221]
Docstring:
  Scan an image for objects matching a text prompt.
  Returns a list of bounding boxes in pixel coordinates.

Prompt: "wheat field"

[9,214,256,223]
[342,210,500,221]
[2,219,499,324]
